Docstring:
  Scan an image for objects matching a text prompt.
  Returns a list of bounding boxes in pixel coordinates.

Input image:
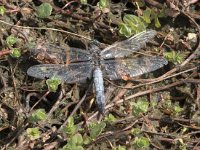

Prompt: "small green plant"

[5,35,21,58]
[164,51,186,64]
[63,116,77,136]
[29,109,47,122]
[88,121,106,140]
[132,99,149,117]
[161,99,173,115]
[10,48,21,58]
[118,7,164,37]
[36,3,52,18]
[119,15,146,37]
[6,35,17,46]
[141,8,163,28]
[46,76,61,92]
[26,127,41,140]
[131,128,141,136]
[163,99,172,108]
[104,114,116,124]
[0,6,6,15]
[60,133,84,150]
[162,100,183,116]
[132,136,150,149]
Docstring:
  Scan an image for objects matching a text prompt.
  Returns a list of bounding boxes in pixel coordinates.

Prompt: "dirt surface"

[0,1,200,149]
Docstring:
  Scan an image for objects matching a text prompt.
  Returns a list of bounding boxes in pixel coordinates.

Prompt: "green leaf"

[68,116,75,127]
[29,109,47,122]
[10,48,21,58]
[6,35,17,46]
[63,116,77,136]
[174,105,183,114]
[88,121,106,140]
[123,15,146,33]
[154,16,161,28]
[141,8,151,24]
[118,15,146,37]
[104,114,116,124]
[118,23,133,37]
[0,6,6,15]
[26,127,40,140]
[132,99,149,117]
[97,0,109,8]
[158,9,166,18]
[46,76,61,92]
[36,3,52,18]
[133,137,150,149]
[71,133,83,145]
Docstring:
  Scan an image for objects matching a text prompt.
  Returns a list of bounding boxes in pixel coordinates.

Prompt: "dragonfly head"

[89,40,101,53]
[90,39,101,46]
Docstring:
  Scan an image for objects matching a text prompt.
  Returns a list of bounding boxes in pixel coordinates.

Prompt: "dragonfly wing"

[56,62,93,83]
[30,43,91,64]
[27,62,93,83]
[103,57,168,80]
[68,47,91,62]
[100,30,157,59]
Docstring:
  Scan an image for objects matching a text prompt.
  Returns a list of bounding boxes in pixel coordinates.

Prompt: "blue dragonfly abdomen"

[93,67,105,114]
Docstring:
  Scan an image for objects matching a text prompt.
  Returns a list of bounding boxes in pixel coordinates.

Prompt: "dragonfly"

[27,30,168,114]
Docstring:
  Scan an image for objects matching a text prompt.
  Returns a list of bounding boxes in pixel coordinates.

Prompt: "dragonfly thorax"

[89,44,103,67]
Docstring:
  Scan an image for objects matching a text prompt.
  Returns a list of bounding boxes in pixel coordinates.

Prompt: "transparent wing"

[102,57,168,80]
[100,30,157,59]
[30,43,91,64]
[27,62,93,83]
